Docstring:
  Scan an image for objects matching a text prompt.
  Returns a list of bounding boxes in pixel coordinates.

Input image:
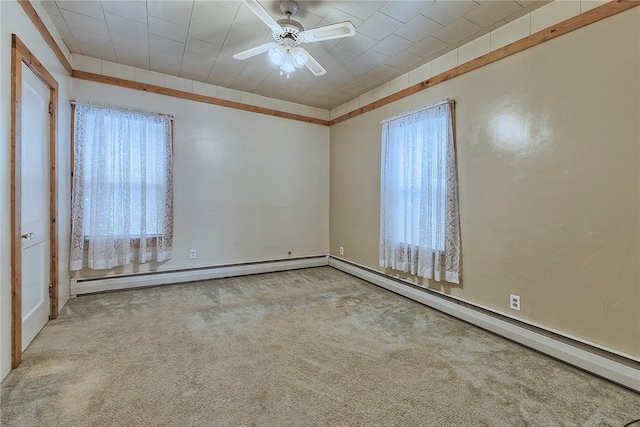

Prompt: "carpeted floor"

[1,267,639,426]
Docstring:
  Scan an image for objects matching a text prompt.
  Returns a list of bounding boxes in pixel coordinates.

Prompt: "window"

[379,100,461,283]
[70,103,173,271]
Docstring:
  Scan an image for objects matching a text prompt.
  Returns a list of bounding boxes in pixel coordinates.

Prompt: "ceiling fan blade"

[233,42,278,60]
[242,0,285,35]
[301,49,327,76]
[299,21,356,43]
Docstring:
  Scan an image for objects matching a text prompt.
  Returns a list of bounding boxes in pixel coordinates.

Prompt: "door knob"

[21,232,34,240]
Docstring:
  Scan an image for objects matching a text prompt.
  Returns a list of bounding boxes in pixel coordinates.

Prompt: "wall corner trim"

[328,257,640,392]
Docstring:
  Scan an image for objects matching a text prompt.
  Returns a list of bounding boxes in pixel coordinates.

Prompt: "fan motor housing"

[274,18,304,45]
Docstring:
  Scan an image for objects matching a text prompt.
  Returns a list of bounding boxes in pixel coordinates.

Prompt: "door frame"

[10,34,59,369]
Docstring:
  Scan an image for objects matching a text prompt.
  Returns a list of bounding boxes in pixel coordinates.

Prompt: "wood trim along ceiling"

[18,0,72,76]
[71,70,331,126]
[11,33,60,369]
[20,0,639,126]
[329,0,640,126]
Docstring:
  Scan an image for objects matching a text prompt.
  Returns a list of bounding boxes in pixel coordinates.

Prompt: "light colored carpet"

[1,267,639,426]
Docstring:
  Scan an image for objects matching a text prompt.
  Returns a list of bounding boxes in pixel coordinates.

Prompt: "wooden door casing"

[10,34,59,369]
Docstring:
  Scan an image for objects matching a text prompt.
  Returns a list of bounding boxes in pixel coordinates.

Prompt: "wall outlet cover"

[510,294,521,311]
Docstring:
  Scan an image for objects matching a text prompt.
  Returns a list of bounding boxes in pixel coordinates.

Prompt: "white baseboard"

[68,255,638,391]
[70,255,329,296]
[329,258,640,392]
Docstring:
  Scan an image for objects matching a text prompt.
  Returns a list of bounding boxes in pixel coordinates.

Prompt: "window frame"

[379,99,461,283]
[70,102,173,241]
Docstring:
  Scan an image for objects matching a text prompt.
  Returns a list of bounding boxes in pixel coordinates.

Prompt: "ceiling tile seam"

[205,2,245,87]
[328,0,638,126]
[100,0,123,67]
[178,1,196,79]
[47,2,82,55]
[374,23,495,89]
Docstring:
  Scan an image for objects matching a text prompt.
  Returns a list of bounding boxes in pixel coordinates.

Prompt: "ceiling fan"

[233,0,356,78]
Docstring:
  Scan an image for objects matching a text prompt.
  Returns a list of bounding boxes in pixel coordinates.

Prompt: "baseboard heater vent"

[328,257,640,393]
[70,255,329,296]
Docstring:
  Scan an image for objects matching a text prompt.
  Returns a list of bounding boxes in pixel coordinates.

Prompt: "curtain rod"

[381,98,454,124]
[70,100,174,120]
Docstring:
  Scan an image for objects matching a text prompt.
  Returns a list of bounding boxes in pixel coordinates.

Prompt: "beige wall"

[71,80,330,279]
[0,1,73,379]
[330,8,640,357]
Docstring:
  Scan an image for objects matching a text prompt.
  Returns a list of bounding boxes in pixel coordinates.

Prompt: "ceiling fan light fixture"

[281,53,296,74]
[234,0,351,77]
[268,45,286,65]
[291,47,308,68]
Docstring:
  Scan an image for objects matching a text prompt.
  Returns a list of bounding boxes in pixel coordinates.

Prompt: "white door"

[21,63,50,351]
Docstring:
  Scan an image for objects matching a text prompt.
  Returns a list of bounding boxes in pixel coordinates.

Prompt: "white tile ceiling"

[41,0,551,110]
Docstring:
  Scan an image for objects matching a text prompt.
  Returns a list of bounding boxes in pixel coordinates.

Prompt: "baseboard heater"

[328,257,640,393]
[70,254,638,391]
[70,255,329,296]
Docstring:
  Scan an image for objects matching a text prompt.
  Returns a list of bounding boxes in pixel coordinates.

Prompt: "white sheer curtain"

[70,104,173,271]
[379,100,461,283]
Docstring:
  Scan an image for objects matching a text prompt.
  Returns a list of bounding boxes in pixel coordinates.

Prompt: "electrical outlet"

[510,294,520,311]
[189,249,197,259]
[339,247,344,255]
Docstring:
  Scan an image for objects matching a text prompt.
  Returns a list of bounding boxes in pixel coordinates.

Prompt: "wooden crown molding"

[17,0,330,127]
[71,70,331,126]
[18,0,72,75]
[20,0,640,127]
[328,0,639,126]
